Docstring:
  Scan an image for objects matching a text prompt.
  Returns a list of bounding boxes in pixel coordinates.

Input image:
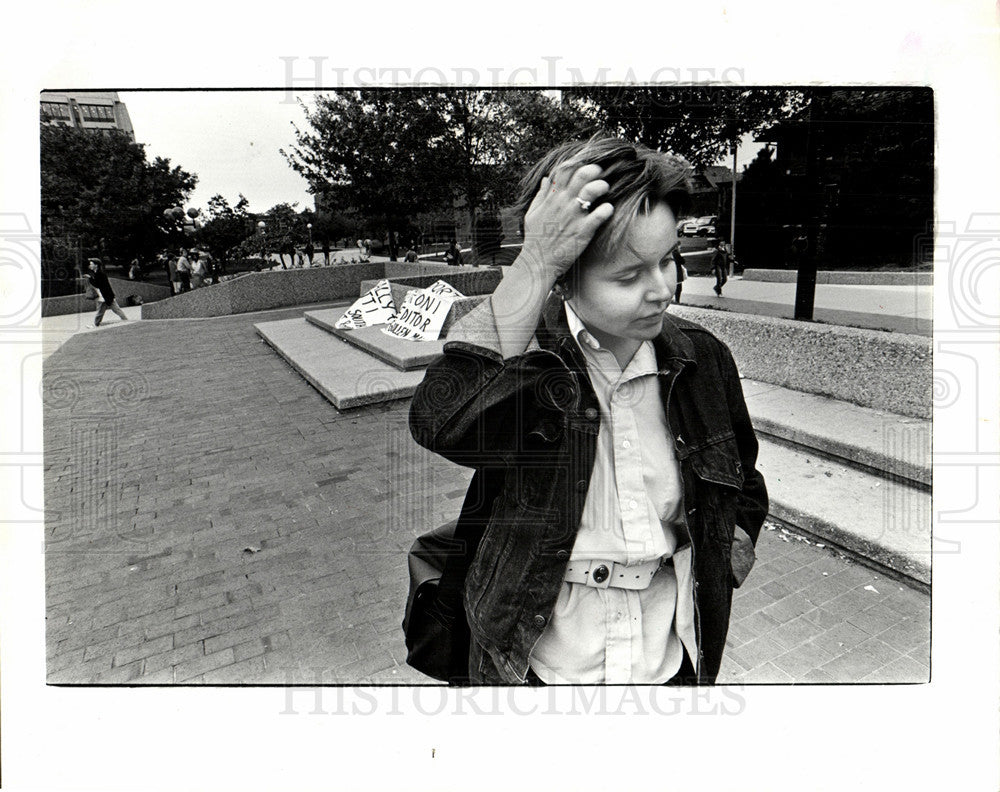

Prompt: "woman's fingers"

[577,179,610,204]
[527,175,551,214]
[562,162,604,196]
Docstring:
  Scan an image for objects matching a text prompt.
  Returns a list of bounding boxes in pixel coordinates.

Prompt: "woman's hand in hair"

[519,163,613,279]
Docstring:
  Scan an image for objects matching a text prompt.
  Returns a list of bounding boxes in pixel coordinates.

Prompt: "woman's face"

[567,202,679,350]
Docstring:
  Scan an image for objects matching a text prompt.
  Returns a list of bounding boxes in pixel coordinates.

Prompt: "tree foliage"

[282,89,592,259]
[197,193,252,263]
[734,88,933,269]
[40,125,196,292]
[564,87,806,166]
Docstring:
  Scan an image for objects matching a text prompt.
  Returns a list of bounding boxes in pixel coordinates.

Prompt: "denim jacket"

[409,296,768,684]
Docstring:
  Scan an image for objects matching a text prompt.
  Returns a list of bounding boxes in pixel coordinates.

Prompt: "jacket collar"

[539,294,697,371]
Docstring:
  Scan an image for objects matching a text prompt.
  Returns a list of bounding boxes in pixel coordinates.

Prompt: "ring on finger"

[575,197,592,212]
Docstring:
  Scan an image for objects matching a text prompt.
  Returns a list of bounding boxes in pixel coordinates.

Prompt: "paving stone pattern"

[44,308,930,685]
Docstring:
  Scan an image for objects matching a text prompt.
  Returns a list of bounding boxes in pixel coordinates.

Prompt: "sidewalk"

[43,306,929,684]
[676,274,931,335]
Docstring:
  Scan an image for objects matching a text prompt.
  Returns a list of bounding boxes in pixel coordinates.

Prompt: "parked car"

[677,217,700,236]
[694,215,719,237]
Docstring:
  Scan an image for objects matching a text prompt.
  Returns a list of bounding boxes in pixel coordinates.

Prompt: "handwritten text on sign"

[334,279,396,329]
[383,280,465,341]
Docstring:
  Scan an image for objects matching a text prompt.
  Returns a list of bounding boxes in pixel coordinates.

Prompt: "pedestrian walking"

[321,238,331,266]
[305,240,315,266]
[711,238,729,296]
[673,247,687,304]
[409,136,768,685]
[175,248,192,292]
[85,259,129,326]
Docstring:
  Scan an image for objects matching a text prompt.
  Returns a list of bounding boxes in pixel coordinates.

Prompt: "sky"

[119,90,761,218]
[120,90,318,215]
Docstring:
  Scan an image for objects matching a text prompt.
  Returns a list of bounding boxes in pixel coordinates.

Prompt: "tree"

[429,90,595,228]
[282,90,594,260]
[260,202,302,268]
[564,87,806,166]
[733,88,933,270]
[282,90,455,261]
[731,145,791,269]
[40,125,196,295]
[197,194,252,268]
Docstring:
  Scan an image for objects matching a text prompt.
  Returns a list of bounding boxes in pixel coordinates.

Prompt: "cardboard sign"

[334,279,396,329]
[382,280,465,341]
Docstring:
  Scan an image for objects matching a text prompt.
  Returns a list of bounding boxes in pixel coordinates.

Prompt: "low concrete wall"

[361,269,502,300]
[742,269,933,286]
[42,277,172,317]
[384,261,459,279]
[671,305,931,419]
[141,262,386,319]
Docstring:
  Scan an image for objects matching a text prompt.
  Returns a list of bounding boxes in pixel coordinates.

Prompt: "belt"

[563,557,664,591]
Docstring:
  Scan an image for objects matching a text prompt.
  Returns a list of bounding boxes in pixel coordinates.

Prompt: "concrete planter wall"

[359,268,502,299]
[672,306,931,419]
[742,269,933,286]
[141,263,386,320]
[41,277,172,317]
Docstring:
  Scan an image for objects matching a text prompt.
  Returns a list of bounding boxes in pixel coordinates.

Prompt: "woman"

[409,136,767,685]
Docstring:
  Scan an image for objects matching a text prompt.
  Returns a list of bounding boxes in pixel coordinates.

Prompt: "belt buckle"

[585,559,614,589]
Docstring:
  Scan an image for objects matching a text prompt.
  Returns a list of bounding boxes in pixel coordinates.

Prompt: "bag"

[402,519,475,683]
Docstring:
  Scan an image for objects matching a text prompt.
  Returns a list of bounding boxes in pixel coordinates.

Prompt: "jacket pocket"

[688,435,744,491]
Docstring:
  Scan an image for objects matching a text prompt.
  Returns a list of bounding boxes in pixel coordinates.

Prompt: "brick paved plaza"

[43,306,929,685]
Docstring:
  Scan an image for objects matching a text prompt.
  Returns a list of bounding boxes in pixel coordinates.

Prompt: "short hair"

[515,135,691,268]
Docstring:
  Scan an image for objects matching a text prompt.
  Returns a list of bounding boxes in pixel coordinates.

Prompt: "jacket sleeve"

[716,340,769,548]
[409,299,572,468]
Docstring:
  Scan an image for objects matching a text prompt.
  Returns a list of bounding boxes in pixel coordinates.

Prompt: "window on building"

[40,102,70,120]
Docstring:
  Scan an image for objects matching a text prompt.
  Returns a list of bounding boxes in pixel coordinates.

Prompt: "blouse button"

[576,479,588,492]
[556,549,569,560]
[584,407,599,421]
[533,614,547,628]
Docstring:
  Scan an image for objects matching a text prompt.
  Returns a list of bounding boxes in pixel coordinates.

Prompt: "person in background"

[85,258,129,326]
[190,250,207,288]
[305,239,315,266]
[672,247,687,304]
[444,240,463,266]
[175,248,192,292]
[404,247,419,262]
[128,258,141,280]
[164,253,178,294]
[321,238,331,266]
[711,238,729,296]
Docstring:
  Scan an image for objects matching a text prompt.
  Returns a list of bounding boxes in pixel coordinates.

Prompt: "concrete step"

[254,317,426,410]
[304,309,445,371]
[756,437,930,586]
[254,316,930,584]
[742,379,931,488]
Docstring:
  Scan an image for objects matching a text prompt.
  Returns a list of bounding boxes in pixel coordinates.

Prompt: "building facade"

[40,91,135,141]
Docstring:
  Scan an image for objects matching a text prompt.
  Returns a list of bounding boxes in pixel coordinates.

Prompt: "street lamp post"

[257,221,267,270]
[307,223,313,266]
